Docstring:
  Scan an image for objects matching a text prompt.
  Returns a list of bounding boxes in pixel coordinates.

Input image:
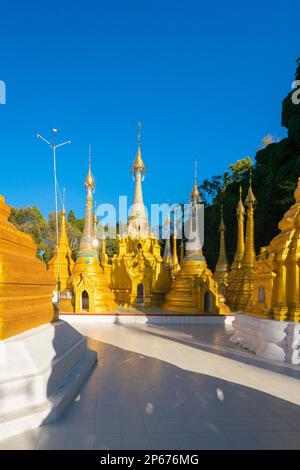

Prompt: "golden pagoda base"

[163,252,230,315]
[61,257,117,314]
[272,304,289,322]
[108,235,172,309]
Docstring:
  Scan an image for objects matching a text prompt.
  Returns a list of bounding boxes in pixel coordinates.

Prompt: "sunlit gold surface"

[109,234,172,307]
[249,177,300,321]
[230,182,256,311]
[108,147,171,306]
[214,205,229,292]
[225,186,245,308]
[0,195,55,339]
[171,227,180,278]
[48,206,74,292]
[163,178,229,315]
[60,164,116,313]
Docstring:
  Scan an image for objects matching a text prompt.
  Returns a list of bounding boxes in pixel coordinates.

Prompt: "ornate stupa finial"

[219,203,226,231]
[225,185,246,308]
[85,144,95,190]
[245,168,256,206]
[131,121,146,175]
[242,173,256,268]
[235,185,245,263]
[62,187,66,214]
[190,160,201,204]
[214,203,229,291]
[138,120,141,147]
[237,185,245,216]
[172,211,180,276]
[48,188,74,292]
[61,147,117,313]
[78,146,98,258]
[128,122,148,237]
[163,209,173,266]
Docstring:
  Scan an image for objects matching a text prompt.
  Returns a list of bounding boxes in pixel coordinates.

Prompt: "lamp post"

[37,129,71,314]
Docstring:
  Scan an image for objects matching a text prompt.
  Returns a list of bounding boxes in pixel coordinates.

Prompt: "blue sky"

[0,0,299,218]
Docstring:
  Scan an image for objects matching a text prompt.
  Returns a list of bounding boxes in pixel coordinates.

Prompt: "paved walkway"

[1,322,300,450]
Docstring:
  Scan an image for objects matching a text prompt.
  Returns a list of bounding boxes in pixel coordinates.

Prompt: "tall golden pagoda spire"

[233,186,245,268]
[48,199,74,292]
[127,121,149,238]
[60,146,116,313]
[232,172,256,310]
[163,211,173,266]
[190,160,201,205]
[163,162,229,314]
[171,210,180,277]
[242,173,256,268]
[225,186,245,308]
[109,124,172,308]
[214,204,229,292]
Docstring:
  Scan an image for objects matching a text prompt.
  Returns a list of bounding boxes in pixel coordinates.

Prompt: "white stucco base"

[60,313,235,326]
[0,320,97,440]
[230,314,300,365]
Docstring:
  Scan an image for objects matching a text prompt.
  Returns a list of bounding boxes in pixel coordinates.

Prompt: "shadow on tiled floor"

[1,330,300,450]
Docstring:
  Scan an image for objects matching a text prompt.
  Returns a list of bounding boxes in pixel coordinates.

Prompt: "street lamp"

[37,129,71,312]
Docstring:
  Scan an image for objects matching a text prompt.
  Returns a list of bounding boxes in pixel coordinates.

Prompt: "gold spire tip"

[138,121,142,147]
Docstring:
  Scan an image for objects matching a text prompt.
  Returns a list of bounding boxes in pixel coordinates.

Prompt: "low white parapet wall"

[0,321,97,440]
[60,313,235,326]
[230,314,300,365]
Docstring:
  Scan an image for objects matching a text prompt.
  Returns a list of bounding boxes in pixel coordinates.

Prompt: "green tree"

[9,206,52,262]
[202,59,300,271]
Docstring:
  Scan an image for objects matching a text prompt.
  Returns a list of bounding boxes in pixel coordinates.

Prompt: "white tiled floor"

[1,322,300,450]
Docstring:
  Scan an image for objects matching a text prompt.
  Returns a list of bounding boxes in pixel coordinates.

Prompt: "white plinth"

[230,314,300,364]
[60,314,235,326]
[0,321,97,440]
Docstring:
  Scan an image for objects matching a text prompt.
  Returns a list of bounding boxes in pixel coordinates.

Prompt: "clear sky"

[0,0,299,218]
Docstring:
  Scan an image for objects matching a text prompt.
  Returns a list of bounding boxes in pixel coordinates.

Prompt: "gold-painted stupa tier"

[163,251,207,313]
[249,177,300,322]
[214,205,229,292]
[0,195,55,339]
[107,137,172,308]
[163,249,229,314]
[60,159,117,313]
[48,206,74,292]
[108,234,171,307]
[163,172,229,315]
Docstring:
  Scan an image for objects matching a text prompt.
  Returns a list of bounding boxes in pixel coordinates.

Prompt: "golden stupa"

[249,177,300,321]
[214,204,229,293]
[60,150,117,313]
[163,165,229,315]
[106,124,172,307]
[233,179,256,311]
[48,205,74,292]
[0,194,55,339]
[225,186,245,308]
[171,219,181,278]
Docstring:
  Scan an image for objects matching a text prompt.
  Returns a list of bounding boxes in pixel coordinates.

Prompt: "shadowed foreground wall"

[0,194,55,339]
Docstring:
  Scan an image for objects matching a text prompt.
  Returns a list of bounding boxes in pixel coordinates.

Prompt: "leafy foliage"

[9,206,84,263]
[202,59,300,269]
